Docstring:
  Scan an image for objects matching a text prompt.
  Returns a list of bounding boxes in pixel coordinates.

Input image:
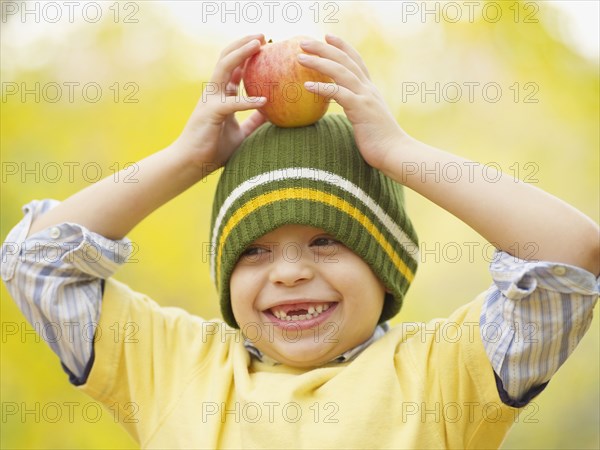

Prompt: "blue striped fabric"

[480,251,598,400]
[2,199,599,401]
[1,199,132,377]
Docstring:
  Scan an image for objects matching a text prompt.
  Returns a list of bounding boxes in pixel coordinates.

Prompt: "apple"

[242,36,334,128]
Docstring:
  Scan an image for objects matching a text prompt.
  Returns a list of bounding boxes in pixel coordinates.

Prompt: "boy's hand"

[26,36,269,240]
[176,34,268,172]
[297,35,405,171]
[299,36,600,276]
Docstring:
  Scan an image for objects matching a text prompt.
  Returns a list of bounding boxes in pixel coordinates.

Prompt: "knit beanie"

[209,114,419,328]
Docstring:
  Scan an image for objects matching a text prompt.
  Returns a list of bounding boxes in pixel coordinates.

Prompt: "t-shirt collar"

[243,322,390,366]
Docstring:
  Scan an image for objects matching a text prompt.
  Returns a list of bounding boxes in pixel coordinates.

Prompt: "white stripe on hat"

[209,168,419,282]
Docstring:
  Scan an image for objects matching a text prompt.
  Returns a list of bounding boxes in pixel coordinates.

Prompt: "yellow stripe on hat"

[216,187,415,288]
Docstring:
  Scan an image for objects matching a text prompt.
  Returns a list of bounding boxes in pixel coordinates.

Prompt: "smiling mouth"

[267,302,336,322]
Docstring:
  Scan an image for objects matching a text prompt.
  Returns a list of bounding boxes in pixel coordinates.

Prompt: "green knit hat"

[209,114,419,328]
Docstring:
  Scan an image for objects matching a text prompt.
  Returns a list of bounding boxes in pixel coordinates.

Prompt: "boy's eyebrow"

[312,231,335,238]
[246,239,278,247]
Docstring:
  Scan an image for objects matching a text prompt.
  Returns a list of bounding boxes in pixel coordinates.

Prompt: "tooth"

[308,306,315,315]
[292,315,299,320]
[274,310,281,319]
[323,304,329,311]
[316,305,323,313]
[286,316,291,321]
[305,313,313,319]
[299,315,306,320]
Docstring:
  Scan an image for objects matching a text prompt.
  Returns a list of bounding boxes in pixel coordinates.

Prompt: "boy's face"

[230,224,386,368]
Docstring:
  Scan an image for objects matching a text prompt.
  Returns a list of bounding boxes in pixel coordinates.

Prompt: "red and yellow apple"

[242,36,334,128]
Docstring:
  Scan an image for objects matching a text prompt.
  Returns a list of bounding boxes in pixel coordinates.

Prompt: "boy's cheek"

[231,296,267,334]
[230,302,253,327]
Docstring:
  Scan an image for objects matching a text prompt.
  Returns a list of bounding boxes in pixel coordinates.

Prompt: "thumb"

[216,96,266,118]
[240,110,268,137]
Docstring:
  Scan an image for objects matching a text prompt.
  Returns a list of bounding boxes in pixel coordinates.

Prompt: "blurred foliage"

[1,1,598,448]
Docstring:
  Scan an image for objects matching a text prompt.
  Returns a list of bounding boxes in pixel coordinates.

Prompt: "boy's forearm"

[25,35,268,242]
[27,142,211,240]
[382,135,600,276]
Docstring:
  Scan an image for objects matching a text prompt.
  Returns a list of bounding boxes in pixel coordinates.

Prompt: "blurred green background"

[1,1,598,448]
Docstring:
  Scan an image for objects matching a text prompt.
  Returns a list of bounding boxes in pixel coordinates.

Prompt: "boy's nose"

[268,252,315,286]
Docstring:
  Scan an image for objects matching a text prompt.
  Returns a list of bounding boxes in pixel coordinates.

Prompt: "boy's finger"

[239,110,268,137]
[224,67,244,96]
[214,96,267,118]
[211,39,262,87]
[324,34,371,81]
[227,66,244,93]
[298,53,362,93]
[304,82,353,106]
[300,38,368,84]
[231,66,243,85]
[224,81,238,96]
[218,34,265,60]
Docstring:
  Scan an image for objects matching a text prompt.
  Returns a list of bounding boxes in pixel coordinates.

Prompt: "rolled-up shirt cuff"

[2,199,132,282]
[489,250,599,299]
[1,199,133,383]
[482,250,598,403]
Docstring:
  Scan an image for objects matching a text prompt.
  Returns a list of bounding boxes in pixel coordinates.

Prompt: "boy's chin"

[259,341,343,368]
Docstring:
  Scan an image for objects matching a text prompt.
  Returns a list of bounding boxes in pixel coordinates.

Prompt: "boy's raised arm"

[1,35,267,383]
[28,35,267,240]
[378,136,599,276]
[299,35,599,276]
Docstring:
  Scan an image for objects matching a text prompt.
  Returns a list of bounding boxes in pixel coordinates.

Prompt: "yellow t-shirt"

[80,279,520,449]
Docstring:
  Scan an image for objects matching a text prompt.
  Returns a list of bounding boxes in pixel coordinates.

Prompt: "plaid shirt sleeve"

[480,250,599,405]
[1,199,132,383]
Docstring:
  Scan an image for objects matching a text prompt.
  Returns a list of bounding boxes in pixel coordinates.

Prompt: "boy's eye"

[240,246,268,258]
[311,237,338,247]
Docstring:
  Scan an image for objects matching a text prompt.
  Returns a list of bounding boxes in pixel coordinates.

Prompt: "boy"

[2,34,599,448]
